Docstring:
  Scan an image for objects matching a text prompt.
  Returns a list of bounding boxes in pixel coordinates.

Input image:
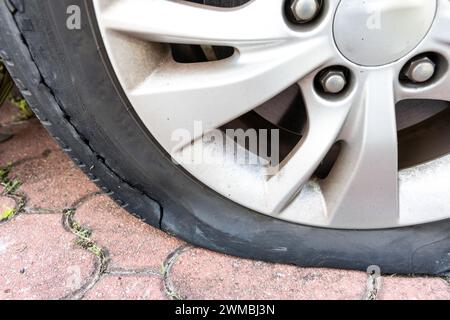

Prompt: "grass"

[0,63,14,106]
[0,164,23,222]
[9,95,34,120]
[2,178,21,194]
[0,164,21,194]
[0,165,10,181]
[2,62,33,120]
[0,207,15,222]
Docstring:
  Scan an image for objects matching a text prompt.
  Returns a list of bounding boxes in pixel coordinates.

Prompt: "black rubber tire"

[0,0,449,275]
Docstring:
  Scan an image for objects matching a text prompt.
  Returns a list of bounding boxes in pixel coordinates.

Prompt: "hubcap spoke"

[98,0,290,49]
[430,0,450,46]
[398,0,450,101]
[396,71,450,102]
[267,69,400,228]
[129,39,334,150]
[323,70,399,227]
[266,76,353,214]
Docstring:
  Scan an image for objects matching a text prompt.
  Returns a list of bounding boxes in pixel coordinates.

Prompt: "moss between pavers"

[0,164,25,222]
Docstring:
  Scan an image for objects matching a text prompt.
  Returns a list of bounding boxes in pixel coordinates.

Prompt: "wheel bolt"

[290,0,321,23]
[404,57,436,83]
[319,70,347,94]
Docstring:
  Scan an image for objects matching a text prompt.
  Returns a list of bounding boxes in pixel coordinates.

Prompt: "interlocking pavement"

[0,102,449,300]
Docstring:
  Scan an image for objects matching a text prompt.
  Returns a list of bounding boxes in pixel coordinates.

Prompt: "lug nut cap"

[320,70,347,94]
[405,57,435,83]
[290,0,321,23]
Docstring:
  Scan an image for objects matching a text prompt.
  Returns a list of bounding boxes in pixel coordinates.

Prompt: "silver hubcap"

[334,0,437,66]
[93,0,450,229]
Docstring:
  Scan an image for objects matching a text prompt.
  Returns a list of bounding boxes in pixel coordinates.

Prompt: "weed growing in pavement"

[0,165,10,181]
[63,209,108,272]
[9,95,34,120]
[443,276,450,286]
[0,164,24,222]
[0,207,15,221]
[0,164,21,194]
[2,178,21,194]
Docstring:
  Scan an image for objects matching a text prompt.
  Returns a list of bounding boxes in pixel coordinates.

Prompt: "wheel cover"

[333,0,437,66]
[93,0,450,229]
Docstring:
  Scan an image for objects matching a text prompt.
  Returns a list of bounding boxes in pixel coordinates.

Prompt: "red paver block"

[84,275,166,300]
[0,119,57,165]
[0,102,19,126]
[11,148,99,209]
[0,214,96,300]
[170,248,367,300]
[378,276,450,300]
[76,194,183,270]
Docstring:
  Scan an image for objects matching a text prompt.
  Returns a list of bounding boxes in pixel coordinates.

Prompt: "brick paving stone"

[170,248,367,300]
[76,194,183,270]
[11,148,99,209]
[0,214,95,299]
[378,276,450,300]
[84,275,166,300]
[0,102,19,126]
[0,119,56,165]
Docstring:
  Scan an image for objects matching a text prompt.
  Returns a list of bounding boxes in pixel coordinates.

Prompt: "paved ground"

[0,102,449,300]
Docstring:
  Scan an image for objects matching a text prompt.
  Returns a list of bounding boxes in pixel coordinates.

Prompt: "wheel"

[0,0,449,275]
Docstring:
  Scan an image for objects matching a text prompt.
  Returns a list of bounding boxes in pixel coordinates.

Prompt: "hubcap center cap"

[333,0,437,66]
